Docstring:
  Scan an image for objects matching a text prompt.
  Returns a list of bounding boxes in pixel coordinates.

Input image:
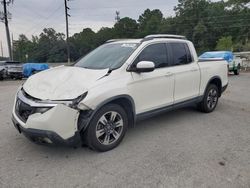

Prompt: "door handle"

[165,72,173,77]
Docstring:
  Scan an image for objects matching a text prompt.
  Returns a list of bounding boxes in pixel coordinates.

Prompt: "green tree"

[138,9,163,37]
[227,0,250,9]
[36,28,66,62]
[192,21,208,54]
[114,17,138,38]
[216,36,233,51]
[12,2,250,63]
[70,28,97,60]
[160,17,178,34]
[96,27,115,45]
[174,0,209,39]
[13,34,35,62]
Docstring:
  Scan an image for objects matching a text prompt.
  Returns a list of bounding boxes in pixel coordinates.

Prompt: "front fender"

[77,94,136,132]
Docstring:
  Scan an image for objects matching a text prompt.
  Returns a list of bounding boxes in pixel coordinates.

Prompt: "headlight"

[35,107,51,114]
[18,88,88,110]
[69,92,88,109]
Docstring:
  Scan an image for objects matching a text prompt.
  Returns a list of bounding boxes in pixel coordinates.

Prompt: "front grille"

[15,98,36,123]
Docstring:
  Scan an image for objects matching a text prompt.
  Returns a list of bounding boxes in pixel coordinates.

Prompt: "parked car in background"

[23,63,49,78]
[0,61,23,80]
[12,34,228,152]
[199,51,241,75]
[234,55,243,71]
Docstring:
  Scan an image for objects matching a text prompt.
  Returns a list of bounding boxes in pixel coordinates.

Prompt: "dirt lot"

[0,73,250,188]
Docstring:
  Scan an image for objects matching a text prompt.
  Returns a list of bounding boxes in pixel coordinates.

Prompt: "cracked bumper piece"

[12,104,82,147]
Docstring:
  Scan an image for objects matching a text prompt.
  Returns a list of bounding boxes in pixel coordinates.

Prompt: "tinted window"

[185,45,193,63]
[75,43,139,70]
[170,43,192,66]
[136,43,168,69]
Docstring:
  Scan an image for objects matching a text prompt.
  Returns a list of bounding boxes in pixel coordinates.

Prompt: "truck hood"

[23,66,108,100]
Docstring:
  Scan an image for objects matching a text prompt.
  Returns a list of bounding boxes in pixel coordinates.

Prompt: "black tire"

[198,84,219,113]
[234,64,240,75]
[83,104,128,152]
[0,71,3,80]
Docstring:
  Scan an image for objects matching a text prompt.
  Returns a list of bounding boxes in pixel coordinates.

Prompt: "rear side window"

[170,43,192,66]
[136,43,168,69]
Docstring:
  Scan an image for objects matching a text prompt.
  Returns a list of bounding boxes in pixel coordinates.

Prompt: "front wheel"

[198,84,219,113]
[83,104,128,152]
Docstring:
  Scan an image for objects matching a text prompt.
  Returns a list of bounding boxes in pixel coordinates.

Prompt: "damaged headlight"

[35,107,51,114]
[17,88,89,112]
[69,92,88,110]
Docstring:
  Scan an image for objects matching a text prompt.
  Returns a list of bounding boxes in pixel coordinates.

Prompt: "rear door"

[168,42,200,103]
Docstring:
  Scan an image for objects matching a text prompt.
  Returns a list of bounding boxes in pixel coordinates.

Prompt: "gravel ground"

[0,74,250,188]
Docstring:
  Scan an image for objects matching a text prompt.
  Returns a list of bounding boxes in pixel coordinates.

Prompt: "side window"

[185,45,193,63]
[136,43,168,69]
[170,43,192,66]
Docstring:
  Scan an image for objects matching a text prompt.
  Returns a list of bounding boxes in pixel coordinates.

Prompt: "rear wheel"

[234,64,240,75]
[83,104,128,152]
[198,84,219,113]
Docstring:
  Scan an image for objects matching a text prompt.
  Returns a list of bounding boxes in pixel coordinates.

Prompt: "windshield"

[75,43,139,70]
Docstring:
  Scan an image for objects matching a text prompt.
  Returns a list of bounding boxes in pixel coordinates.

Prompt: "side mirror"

[135,61,155,73]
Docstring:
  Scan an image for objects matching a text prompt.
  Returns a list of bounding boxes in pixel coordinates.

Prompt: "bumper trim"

[12,115,81,147]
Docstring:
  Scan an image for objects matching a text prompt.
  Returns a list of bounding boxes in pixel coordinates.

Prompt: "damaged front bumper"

[11,89,85,147]
[12,115,81,147]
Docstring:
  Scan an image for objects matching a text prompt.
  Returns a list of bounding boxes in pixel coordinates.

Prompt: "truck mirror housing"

[135,61,155,73]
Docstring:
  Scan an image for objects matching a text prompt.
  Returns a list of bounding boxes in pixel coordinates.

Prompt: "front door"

[128,43,175,114]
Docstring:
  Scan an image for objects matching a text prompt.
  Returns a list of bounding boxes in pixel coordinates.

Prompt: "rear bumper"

[12,114,82,147]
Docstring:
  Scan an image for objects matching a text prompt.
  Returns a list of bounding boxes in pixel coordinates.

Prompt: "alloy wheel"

[207,88,218,110]
[95,111,124,145]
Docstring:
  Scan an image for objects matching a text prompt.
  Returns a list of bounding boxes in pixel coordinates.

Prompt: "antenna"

[115,11,120,22]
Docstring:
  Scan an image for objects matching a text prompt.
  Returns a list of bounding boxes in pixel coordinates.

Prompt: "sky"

[0,0,178,56]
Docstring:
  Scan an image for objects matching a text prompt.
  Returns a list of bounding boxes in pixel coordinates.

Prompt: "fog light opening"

[43,137,53,144]
[37,137,53,144]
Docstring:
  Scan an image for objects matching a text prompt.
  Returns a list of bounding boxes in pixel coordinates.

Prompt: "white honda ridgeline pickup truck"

[12,35,228,152]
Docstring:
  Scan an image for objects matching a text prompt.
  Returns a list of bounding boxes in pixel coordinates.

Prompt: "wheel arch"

[107,96,136,128]
[204,76,222,97]
[79,95,136,133]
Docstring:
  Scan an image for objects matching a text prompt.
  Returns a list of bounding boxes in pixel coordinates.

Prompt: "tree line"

[13,0,250,63]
